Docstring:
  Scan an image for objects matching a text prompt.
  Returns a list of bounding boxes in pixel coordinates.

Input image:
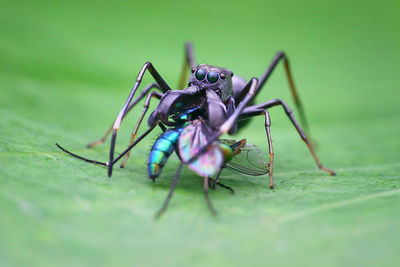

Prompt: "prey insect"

[56,43,335,217]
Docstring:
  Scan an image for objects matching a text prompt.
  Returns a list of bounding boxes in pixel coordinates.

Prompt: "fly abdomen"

[147,128,182,179]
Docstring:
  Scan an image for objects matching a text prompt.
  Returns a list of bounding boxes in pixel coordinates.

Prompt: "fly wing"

[219,139,269,176]
[178,120,223,177]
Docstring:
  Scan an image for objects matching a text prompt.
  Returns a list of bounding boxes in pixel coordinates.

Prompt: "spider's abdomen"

[147,128,183,179]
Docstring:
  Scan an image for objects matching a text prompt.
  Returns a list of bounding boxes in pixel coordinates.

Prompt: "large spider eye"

[195,69,206,80]
[207,71,219,83]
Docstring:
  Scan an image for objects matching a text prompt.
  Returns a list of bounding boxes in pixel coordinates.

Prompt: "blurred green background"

[1,0,400,266]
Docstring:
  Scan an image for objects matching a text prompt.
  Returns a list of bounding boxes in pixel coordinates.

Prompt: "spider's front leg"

[87,82,161,149]
[56,79,165,170]
[119,91,164,168]
[89,42,196,150]
[108,62,172,177]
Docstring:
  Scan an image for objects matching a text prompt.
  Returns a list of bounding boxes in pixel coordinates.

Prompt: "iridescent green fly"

[56,43,335,217]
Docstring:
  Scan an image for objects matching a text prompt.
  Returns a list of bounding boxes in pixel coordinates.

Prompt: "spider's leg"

[235,52,310,137]
[87,82,161,148]
[240,99,336,181]
[108,62,171,177]
[56,126,155,167]
[55,125,156,168]
[120,91,163,168]
[204,176,217,217]
[155,162,183,219]
[237,107,275,188]
[55,143,107,166]
[178,42,196,89]
[110,125,156,165]
[259,52,309,134]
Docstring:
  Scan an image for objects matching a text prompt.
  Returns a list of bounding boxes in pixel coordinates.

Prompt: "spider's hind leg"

[239,99,335,188]
[233,51,311,137]
[238,108,275,188]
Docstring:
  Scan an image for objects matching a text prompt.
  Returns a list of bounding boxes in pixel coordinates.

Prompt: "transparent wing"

[179,120,223,177]
[219,139,269,176]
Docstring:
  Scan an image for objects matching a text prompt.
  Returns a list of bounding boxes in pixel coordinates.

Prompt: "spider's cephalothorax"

[56,43,336,218]
[188,64,234,102]
[148,64,237,132]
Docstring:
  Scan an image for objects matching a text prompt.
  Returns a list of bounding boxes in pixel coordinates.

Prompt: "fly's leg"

[87,82,161,148]
[120,91,163,168]
[209,177,235,194]
[240,99,336,180]
[177,42,196,89]
[108,62,171,177]
[215,181,235,194]
[204,176,217,216]
[209,177,217,190]
[214,168,223,184]
[155,162,183,219]
[208,168,222,189]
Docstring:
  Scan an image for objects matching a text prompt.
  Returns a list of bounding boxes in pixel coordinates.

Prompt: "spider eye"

[195,69,206,80]
[207,71,219,83]
[220,73,226,79]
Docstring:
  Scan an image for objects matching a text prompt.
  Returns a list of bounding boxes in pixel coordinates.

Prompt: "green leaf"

[1,0,400,266]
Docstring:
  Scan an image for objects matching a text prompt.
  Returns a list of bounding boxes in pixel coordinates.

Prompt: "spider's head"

[188,64,233,101]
